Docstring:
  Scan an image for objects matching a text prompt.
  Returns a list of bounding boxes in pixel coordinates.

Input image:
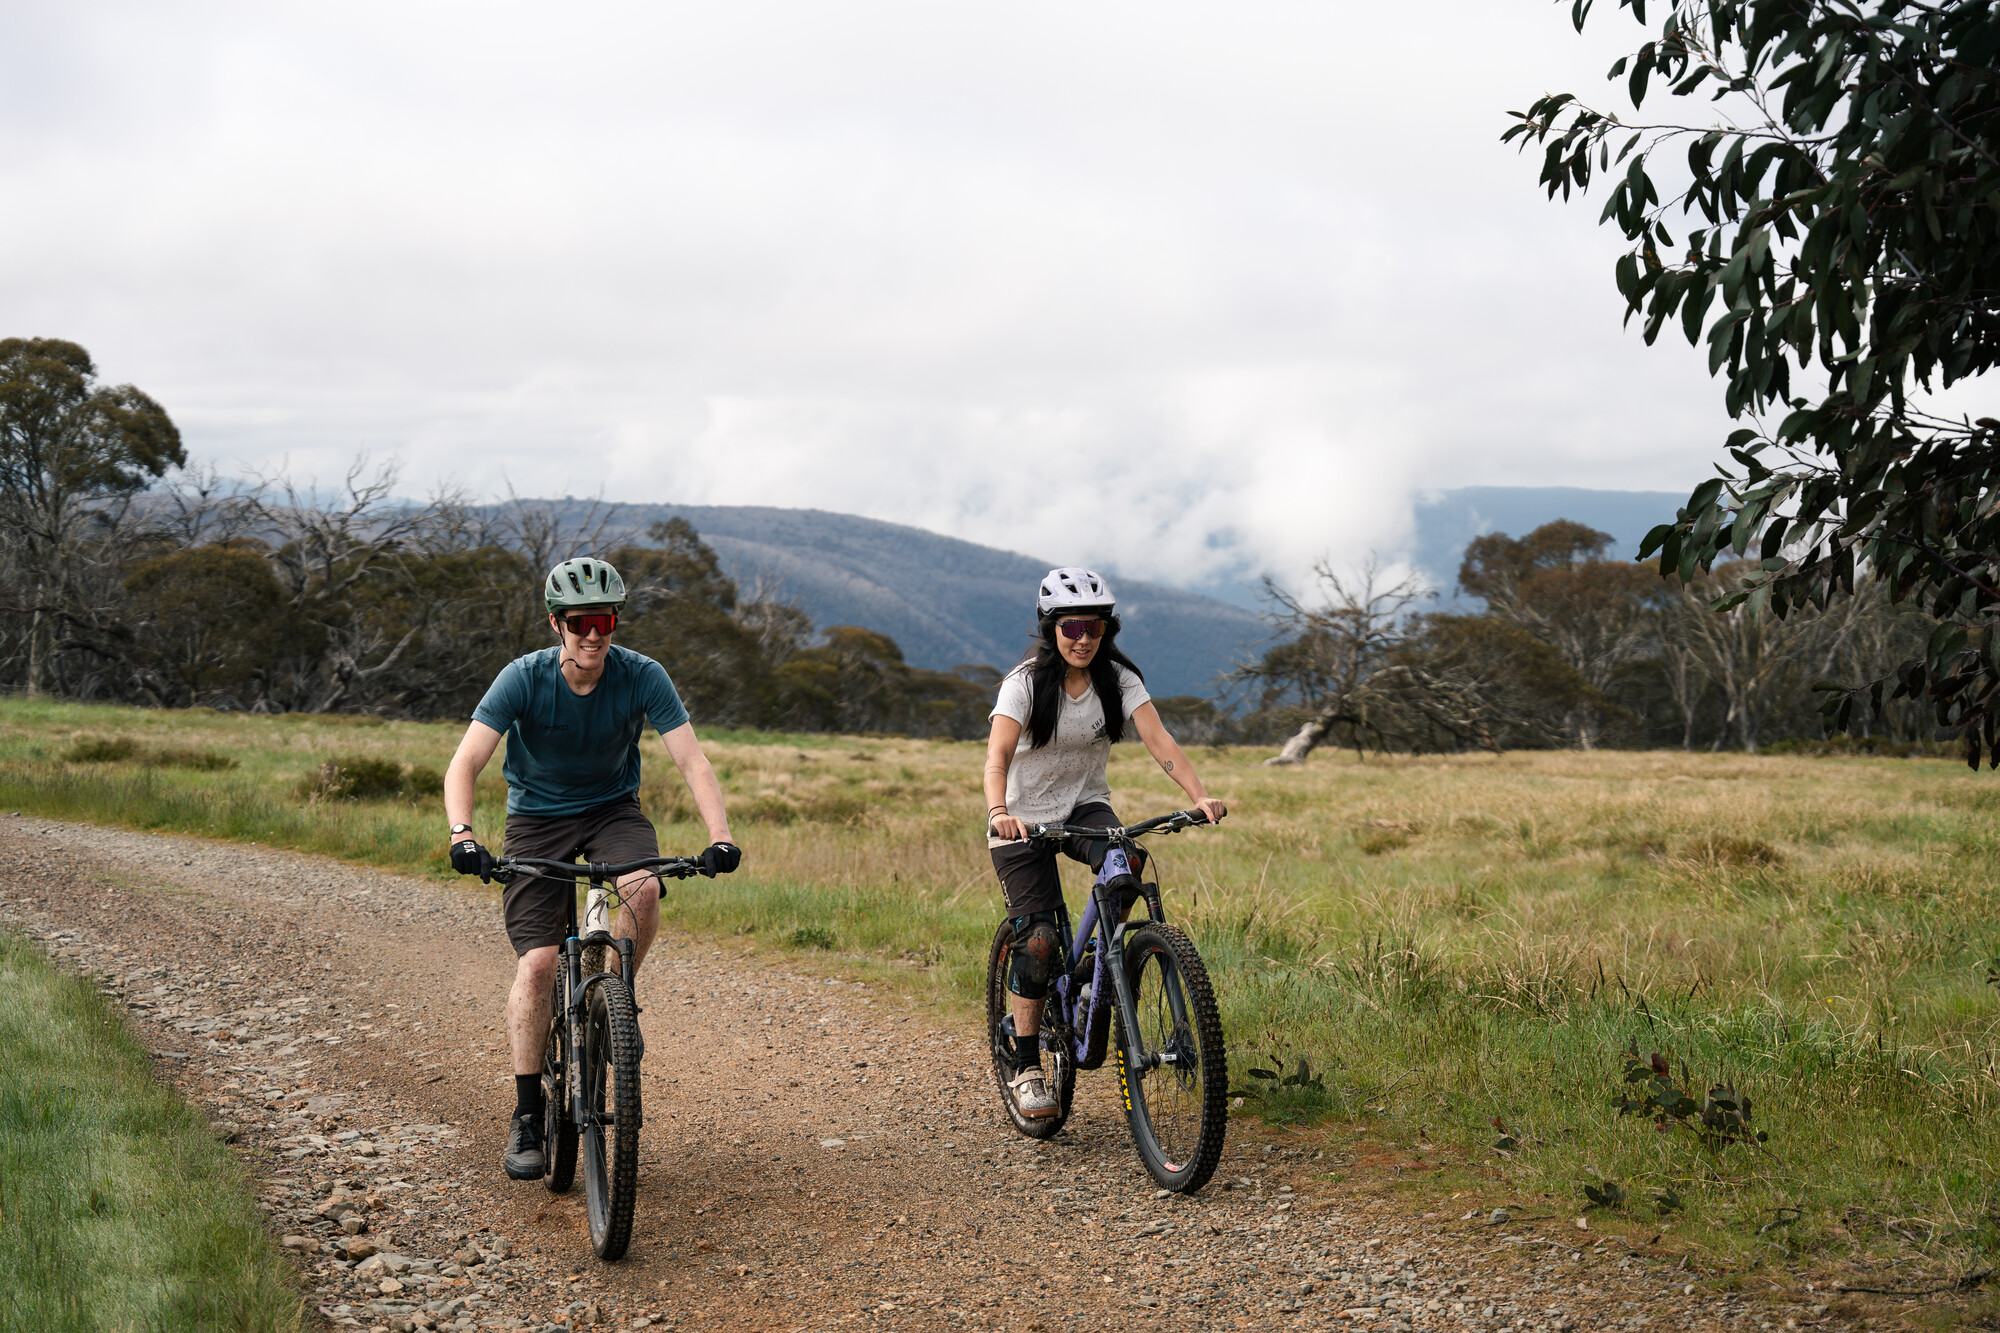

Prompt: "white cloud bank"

[0,0,1743,591]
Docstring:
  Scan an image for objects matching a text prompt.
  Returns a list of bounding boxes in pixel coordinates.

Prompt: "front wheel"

[1115,922,1227,1192]
[581,975,642,1259]
[986,919,1074,1139]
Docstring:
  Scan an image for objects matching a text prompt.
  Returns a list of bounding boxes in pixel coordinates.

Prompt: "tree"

[1664,558,1872,750]
[1240,560,1433,764]
[1508,0,2000,764]
[0,338,182,693]
[1460,520,1666,745]
[615,519,777,725]
[121,542,305,706]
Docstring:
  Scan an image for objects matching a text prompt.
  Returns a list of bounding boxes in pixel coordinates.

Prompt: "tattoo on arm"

[1162,759,1175,773]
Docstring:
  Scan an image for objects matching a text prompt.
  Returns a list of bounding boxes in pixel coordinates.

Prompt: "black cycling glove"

[450,838,496,881]
[698,842,742,878]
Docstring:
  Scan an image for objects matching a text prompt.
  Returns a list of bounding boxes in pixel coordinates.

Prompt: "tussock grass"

[0,931,303,1331]
[5,698,2000,1263]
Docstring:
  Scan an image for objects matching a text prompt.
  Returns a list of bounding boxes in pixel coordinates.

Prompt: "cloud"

[0,0,1742,592]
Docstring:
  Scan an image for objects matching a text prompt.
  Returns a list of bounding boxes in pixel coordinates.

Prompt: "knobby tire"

[985,919,1075,1139]
[582,975,642,1260]
[1116,922,1227,1193]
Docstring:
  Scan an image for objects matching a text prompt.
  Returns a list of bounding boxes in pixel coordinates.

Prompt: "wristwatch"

[450,823,473,836]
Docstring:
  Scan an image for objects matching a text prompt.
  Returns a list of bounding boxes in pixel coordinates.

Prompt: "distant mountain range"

[517,486,1688,697]
[553,503,1269,699]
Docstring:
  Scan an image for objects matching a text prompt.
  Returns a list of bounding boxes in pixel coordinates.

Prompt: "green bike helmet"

[544,556,627,613]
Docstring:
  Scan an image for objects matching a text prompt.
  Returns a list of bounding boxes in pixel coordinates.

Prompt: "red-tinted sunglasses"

[1057,618,1105,641]
[559,612,618,638]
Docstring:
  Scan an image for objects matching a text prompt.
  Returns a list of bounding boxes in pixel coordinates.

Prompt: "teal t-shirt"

[472,645,690,817]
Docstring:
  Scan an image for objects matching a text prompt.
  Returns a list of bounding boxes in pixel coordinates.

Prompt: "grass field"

[7,696,2000,1272]
[0,926,304,1331]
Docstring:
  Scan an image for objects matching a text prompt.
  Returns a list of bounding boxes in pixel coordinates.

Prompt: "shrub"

[146,746,238,772]
[298,755,413,802]
[64,736,139,763]
[403,765,444,798]
[1612,1043,1767,1151]
[1684,835,1784,868]
[789,926,837,950]
[1355,818,1419,854]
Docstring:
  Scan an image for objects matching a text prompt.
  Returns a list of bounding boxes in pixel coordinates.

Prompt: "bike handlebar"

[491,855,705,882]
[1000,808,1212,842]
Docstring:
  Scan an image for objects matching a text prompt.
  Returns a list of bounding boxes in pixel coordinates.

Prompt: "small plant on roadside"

[789,926,837,950]
[1243,1048,1334,1124]
[1582,1176,1626,1210]
[1613,1042,1768,1151]
[64,736,139,763]
[1492,1116,1520,1156]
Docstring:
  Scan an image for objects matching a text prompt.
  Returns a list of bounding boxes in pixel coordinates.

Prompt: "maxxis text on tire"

[581,975,642,1259]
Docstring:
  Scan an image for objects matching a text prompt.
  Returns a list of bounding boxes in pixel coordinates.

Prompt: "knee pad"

[1007,912,1062,999]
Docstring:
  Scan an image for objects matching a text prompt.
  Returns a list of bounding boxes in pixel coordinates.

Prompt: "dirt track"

[0,816,1849,1333]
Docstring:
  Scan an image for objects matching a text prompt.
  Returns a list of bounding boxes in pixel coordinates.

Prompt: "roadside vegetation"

[0,926,303,1331]
[7,697,2000,1271]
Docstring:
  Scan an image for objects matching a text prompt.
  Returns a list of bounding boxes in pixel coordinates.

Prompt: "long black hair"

[1020,612,1146,749]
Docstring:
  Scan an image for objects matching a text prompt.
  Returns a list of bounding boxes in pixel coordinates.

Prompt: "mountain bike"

[985,810,1228,1192]
[491,854,700,1261]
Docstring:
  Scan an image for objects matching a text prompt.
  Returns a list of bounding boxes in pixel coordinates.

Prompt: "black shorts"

[500,794,660,955]
[989,802,1126,917]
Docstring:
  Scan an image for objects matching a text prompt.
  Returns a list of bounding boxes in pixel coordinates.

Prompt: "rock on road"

[0,816,1809,1332]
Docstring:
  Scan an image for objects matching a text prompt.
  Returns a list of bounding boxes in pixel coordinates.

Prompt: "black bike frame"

[494,856,699,1132]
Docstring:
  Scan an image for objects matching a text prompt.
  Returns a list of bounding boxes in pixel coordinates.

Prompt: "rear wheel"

[581,975,642,1260]
[985,919,1074,1139]
[542,970,577,1194]
[1116,923,1227,1192]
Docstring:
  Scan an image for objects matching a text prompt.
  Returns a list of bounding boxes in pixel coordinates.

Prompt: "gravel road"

[0,816,1865,1332]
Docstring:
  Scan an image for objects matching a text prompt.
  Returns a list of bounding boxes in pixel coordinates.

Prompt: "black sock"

[1014,1029,1042,1068]
[515,1074,544,1119]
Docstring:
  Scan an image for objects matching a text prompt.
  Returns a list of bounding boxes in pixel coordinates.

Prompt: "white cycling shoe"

[1008,1064,1060,1120]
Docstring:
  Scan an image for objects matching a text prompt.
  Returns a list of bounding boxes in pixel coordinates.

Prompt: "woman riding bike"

[985,567,1228,1121]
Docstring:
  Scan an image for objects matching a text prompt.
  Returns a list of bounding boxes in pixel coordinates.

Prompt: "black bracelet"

[988,805,1008,815]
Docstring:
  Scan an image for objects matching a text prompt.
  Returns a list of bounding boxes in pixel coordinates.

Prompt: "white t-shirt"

[989,662,1151,846]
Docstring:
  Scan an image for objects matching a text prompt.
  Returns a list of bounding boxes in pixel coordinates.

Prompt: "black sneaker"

[504,1112,545,1180]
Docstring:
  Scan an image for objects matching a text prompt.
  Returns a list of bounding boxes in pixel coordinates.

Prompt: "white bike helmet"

[545,556,627,613]
[1037,567,1115,617]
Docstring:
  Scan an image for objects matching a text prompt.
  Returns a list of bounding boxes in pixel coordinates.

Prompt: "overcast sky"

[2,1,1747,593]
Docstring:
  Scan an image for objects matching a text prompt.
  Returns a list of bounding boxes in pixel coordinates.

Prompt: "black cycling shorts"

[500,794,660,956]
[989,802,1123,917]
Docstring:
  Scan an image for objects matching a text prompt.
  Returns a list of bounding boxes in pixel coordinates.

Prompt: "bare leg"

[508,946,559,1077]
[1010,993,1046,1038]
[611,870,662,977]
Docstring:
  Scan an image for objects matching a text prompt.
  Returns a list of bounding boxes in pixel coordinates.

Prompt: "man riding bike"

[444,556,740,1180]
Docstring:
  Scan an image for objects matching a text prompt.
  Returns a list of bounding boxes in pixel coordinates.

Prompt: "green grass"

[8,697,2000,1270]
[0,930,303,1331]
